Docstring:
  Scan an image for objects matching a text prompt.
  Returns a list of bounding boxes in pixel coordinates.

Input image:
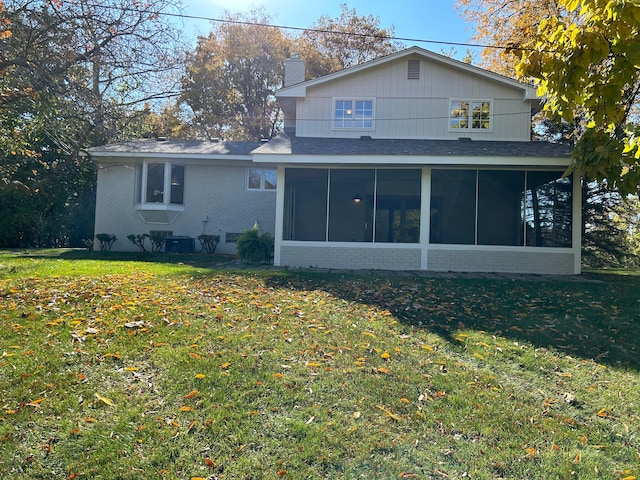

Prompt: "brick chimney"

[283,53,305,87]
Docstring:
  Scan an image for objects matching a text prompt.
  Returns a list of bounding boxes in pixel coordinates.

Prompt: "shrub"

[95,233,117,251]
[198,234,220,254]
[127,234,149,252]
[236,225,273,263]
[149,232,167,252]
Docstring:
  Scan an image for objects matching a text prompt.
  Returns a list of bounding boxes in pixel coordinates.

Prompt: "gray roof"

[88,139,262,157]
[253,134,573,158]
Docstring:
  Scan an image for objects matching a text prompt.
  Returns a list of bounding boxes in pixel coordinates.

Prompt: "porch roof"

[252,134,573,158]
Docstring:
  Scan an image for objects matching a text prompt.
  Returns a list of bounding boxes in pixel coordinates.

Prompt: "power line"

[106,5,516,52]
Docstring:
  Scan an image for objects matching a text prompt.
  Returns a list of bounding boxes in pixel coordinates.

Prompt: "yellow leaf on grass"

[26,397,45,407]
[183,390,198,399]
[221,362,231,369]
[596,408,610,418]
[195,373,206,379]
[376,404,401,421]
[94,393,114,406]
[306,362,321,367]
[376,367,390,374]
[179,406,193,412]
[273,373,284,378]
[381,352,391,360]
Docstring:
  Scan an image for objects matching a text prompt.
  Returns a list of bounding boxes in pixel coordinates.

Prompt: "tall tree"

[514,0,640,196]
[181,9,290,141]
[455,0,574,76]
[0,0,185,247]
[295,4,403,79]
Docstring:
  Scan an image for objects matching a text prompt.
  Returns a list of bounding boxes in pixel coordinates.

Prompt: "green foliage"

[236,225,274,263]
[198,234,220,254]
[0,250,639,478]
[127,234,149,252]
[95,233,116,251]
[515,0,640,195]
[148,232,166,253]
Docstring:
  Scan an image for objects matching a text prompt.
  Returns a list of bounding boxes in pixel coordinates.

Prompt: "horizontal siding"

[295,57,531,141]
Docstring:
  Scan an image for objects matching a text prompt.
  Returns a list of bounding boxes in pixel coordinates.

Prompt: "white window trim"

[448,98,493,132]
[332,97,376,131]
[247,167,277,191]
[136,160,185,207]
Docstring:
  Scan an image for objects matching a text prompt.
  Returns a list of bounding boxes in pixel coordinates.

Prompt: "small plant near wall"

[127,233,149,252]
[95,233,117,251]
[236,224,274,263]
[149,232,167,252]
[198,234,220,254]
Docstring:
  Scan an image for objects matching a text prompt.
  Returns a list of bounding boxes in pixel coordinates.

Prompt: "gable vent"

[407,59,420,80]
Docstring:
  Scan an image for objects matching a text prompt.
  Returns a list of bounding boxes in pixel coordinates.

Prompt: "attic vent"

[407,59,420,80]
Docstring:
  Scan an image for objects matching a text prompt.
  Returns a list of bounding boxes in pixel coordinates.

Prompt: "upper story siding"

[279,48,539,142]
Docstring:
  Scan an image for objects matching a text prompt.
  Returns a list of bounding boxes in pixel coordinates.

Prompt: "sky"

[179,0,480,59]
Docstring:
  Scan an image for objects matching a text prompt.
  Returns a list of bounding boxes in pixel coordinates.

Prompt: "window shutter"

[407,60,420,79]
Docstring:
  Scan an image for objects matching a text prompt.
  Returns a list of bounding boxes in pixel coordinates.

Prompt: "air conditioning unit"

[165,236,195,253]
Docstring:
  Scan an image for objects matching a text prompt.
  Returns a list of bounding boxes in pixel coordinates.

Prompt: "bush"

[95,233,117,251]
[198,234,220,254]
[236,225,273,263]
[127,234,149,252]
[149,232,166,253]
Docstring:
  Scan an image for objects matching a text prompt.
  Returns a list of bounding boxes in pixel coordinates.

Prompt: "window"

[136,161,185,205]
[450,99,491,130]
[247,168,277,190]
[430,169,572,247]
[334,99,374,129]
[283,168,421,243]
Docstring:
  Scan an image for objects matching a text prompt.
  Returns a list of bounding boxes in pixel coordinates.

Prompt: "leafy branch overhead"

[514,0,640,195]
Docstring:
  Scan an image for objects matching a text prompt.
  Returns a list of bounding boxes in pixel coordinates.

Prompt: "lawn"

[1,250,639,479]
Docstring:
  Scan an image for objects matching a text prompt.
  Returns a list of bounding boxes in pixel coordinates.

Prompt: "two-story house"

[90,46,580,274]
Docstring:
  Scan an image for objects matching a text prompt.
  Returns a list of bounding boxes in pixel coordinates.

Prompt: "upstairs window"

[450,99,492,130]
[334,99,374,129]
[247,168,277,191]
[136,162,185,205]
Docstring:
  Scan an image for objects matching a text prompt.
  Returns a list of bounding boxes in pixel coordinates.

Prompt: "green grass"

[1,250,639,479]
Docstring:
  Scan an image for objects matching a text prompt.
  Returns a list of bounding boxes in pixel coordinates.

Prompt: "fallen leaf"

[183,390,198,399]
[376,404,401,421]
[203,457,215,468]
[179,406,192,412]
[94,393,114,406]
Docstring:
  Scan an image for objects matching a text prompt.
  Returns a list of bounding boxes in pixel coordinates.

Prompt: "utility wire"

[90,4,531,53]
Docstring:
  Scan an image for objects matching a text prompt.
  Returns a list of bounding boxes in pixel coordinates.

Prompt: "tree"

[181,9,290,141]
[1,0,185,247]
[514,0,640,196]
[455,0,574,76]
[295,4,403,79]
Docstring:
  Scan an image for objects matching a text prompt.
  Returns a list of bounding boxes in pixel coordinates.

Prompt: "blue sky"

[180,0,480,59]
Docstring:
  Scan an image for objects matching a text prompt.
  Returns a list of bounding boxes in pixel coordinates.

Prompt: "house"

[91,46,580,274]
[90,140,277,255]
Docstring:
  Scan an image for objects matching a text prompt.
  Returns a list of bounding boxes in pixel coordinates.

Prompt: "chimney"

[283,52,305,87]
